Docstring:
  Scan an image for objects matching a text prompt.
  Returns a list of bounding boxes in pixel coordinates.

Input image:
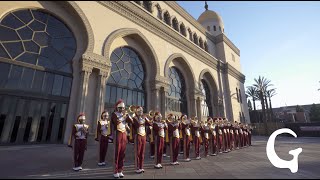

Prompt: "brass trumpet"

[123,105,136,118]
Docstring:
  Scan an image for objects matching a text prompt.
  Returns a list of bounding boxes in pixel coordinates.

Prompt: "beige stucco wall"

[222,43,242,72]
[0,1,250,144]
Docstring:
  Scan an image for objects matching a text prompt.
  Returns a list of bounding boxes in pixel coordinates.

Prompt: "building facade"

[0,1,250,145]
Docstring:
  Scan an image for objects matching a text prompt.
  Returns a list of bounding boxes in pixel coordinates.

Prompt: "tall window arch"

[143,1,152,13]
[155,4,162,20]
[172,17,179,32]
[166,67,187,114]
[188,29,193,41]
[200,79,213,117]
[180,23,186,37]
[164,11,171,26]
[105,47,146,112]
[199,37,204,49]
[0,9,76,144]
[193,33,199,45]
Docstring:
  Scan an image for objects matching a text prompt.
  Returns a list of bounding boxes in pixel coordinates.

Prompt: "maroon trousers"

[150,142,155,157]
[194,137,200,157]
[235,134,240,148]
[228,133,232,150]
[155,136,164,164]
[245,134,249,146]
[210,135,217,154]
[180,139,184,153]
[229,133,234,150]
[135,135,146,170]
[203,138,209,156]
[114,131,127,173]
[99,135,109,163]
[224,133,229,150]
[240,134,244,147]
[183,135,191,159]
[171,137,180,162]
[218,135,223,152]
[74,139,86,167]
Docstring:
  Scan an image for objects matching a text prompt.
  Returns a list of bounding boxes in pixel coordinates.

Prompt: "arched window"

[180,23,186,37]
[204,42,208,52]
[0,9,76,144]
[105,47,146,112]
[213,26,216,31]
[188,29,193,41]
[166,67,187,114]
[219,26,222,31]
[164,11,171,26]
[134,1,142,6]
[172,17,179,32]
[207,26,210,31]
[200,79,213,117]
[199,37,204,49]
[155,4,162,20]
[193,33,198,45]
[143,1,152,13]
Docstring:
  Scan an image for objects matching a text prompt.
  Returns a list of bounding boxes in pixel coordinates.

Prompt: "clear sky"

[177,1,320,109]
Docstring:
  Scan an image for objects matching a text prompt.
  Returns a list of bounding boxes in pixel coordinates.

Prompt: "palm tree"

[253,76,272,135]
[266,88,277,121]
[246,86,258,111]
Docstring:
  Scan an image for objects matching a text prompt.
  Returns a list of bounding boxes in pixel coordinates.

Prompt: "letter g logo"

[266,128,303,173]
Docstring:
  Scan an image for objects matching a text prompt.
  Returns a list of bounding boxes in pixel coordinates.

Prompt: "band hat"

[77,113,85,123]
[154,111,161,121]
[115,99,125,108]
[180,114,187,120]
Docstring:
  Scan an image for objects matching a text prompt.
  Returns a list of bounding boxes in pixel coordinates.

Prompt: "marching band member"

[229,122,235,151]
[239,123,244,148]
[147,123,155,159]
[191,116,201,160]
[234,122,240,150]
[111,99,133,178]
[209,117,218,156]
[168,114,181,165]
[68,113,89,171]
[222,118,229,153]
[131,106,151,174]
[153,112,167,169]
[181,114,192,161]
[248,124,253,146]
[95,111,111,166]
[217,118,224,153]
[201,118,210,157]
[226,119,232,152]
[244,124,249,147]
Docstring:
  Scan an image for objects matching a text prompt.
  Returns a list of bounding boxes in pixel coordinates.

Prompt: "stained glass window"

[0,9,75,97]
[166,67,187,114]
[200,79,213,117]
[105,47,146,112]
[0,9,76,74]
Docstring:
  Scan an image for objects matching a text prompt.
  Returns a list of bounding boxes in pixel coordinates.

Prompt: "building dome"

[197,8,224,36]
[197,10,223,25]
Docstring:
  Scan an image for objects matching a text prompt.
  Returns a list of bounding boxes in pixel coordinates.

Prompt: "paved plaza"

[0,136,319,179]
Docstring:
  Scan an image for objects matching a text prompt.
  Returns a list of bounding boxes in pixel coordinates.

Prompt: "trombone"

[123,105,137,118]
[144,110,154,123]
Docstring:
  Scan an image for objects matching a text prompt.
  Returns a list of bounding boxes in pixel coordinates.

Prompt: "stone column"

[150,76,170,117]
[92,69,109,133]
[77,65,92,115]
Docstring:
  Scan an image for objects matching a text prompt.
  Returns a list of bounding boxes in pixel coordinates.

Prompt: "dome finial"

[205,1,208,11]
